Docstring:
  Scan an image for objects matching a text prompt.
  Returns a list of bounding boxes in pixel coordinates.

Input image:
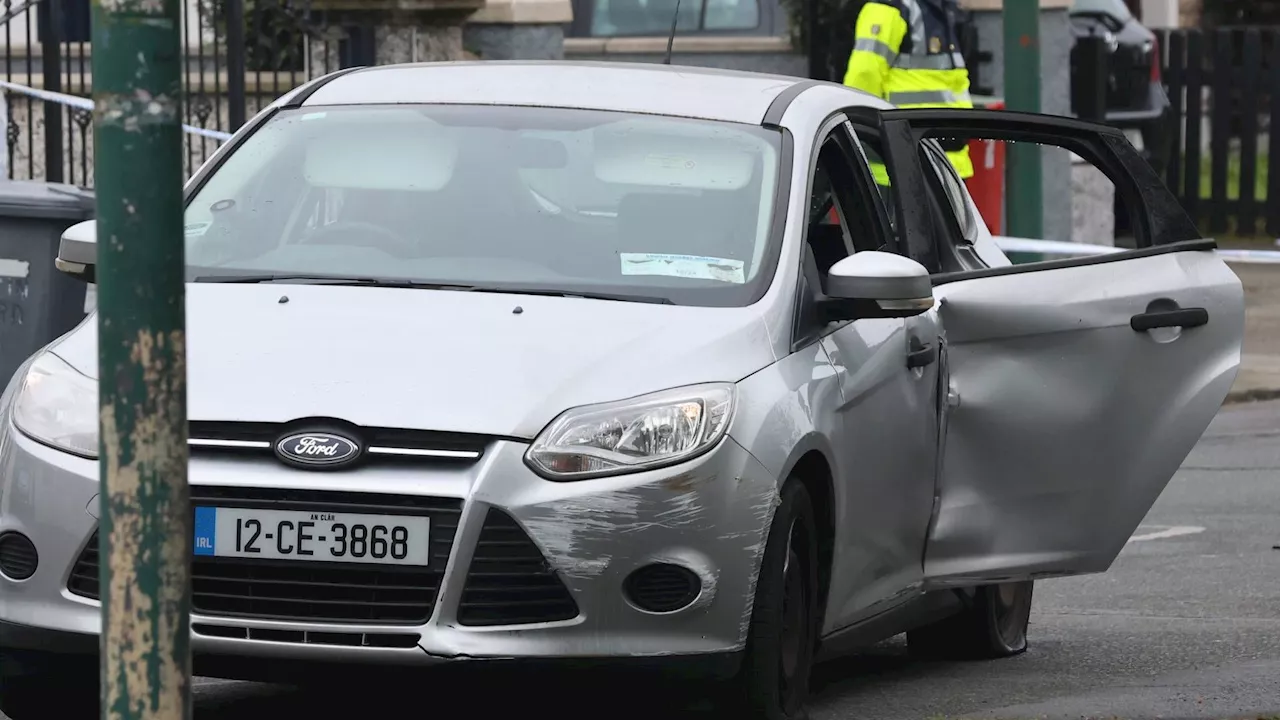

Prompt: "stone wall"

[968,7,1076,243]
[1071,158,1116,245]
[564,36,807,77]
[1180,0,1202,26]
[466,24,564,60]
[465,0,573,60]
[1140,0,1182,26]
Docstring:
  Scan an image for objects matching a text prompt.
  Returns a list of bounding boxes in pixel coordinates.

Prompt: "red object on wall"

[964,101,1006,235]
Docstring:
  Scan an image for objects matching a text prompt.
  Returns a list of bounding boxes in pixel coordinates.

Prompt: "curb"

[1223,387,1280,405]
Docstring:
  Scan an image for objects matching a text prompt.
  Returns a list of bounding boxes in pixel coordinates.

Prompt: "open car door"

[862,108,1245,587]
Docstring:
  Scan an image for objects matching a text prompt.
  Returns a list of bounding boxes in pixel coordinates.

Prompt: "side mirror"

[824,251,934,319]
[56,220,96,283]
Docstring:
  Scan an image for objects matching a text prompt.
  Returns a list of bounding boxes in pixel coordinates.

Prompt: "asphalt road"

[183,400,1280,718]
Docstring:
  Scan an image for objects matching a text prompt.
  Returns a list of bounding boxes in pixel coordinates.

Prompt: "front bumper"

[0,421,779,672]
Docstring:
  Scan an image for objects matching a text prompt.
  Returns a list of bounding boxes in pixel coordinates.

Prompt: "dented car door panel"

[925,246,1243,585]
[861,108,1247,587]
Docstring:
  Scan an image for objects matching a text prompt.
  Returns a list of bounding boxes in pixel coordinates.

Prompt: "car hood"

[52,284,777,439]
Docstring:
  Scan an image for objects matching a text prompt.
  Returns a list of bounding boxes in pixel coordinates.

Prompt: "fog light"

[0,532,38,580]
[623,563,701,613]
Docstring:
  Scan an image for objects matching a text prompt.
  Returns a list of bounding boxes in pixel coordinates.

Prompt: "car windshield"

[183,104,785,307]
[1070,0,1132,21]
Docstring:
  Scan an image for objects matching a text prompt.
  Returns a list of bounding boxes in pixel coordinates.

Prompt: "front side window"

[184,104,784,307]
[587,0,760,35]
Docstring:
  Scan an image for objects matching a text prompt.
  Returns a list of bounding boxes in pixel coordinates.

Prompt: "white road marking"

[1127,525,1206,543]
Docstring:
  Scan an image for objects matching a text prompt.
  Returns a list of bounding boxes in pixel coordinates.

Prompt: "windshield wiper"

[193,275,675,304]
[192,274,473,290]
[465,287,675,305]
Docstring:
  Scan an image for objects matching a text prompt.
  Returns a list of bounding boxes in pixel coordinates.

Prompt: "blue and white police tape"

[994,236,1280,265]
[0,79,234,142]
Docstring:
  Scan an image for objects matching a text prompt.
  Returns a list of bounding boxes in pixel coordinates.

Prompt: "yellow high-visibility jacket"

[843,0,974,181]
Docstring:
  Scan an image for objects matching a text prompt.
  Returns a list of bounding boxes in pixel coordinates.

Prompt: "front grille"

[193,623,419,649]
[69,488,462,625]
[67,535,98,597]
[190,420,490,455]
[457,509,579,626]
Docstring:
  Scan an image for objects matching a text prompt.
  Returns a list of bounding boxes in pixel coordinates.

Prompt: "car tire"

[906,581,1034,661]
[0,653,99,719]
[724,479,821,720]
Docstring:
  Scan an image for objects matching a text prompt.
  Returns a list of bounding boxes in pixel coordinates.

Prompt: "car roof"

[299,61,884,125]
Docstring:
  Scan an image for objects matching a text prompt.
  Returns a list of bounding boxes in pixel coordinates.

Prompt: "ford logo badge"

[275,432,361,469]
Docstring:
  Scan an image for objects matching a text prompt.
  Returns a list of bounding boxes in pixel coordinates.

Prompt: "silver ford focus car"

[0,62,1243,719]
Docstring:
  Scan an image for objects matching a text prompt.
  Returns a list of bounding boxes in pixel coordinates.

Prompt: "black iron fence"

[1155,26,1279,238]
[0,0,360,187]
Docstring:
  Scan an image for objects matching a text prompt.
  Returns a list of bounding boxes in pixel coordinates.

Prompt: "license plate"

[193,507,431,567]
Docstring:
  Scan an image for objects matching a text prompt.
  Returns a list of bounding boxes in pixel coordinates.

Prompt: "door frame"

[843,107,1207,279]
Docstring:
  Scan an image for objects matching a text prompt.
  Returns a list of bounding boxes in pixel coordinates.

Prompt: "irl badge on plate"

[194,506,217,556]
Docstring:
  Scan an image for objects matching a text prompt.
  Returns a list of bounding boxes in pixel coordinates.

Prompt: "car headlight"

[12,351,99,459]
[526,383,734,481]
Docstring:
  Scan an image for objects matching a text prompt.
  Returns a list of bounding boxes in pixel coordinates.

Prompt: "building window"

[587,0,760,36]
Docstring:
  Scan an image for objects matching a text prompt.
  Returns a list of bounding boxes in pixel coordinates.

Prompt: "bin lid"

[0,180,94,220]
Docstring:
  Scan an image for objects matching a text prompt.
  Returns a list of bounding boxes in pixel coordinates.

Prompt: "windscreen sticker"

[620,253,746,284]
[184,221,211,238]
[301,112,327,121]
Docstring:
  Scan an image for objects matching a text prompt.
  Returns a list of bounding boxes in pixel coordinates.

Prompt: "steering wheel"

[299,221,416,258]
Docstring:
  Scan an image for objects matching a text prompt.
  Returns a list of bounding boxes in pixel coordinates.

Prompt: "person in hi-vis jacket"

[843,0,975,182]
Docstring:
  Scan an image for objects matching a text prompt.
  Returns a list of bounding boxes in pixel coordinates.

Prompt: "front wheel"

[725,479,821,720]
[907,581,1034,661]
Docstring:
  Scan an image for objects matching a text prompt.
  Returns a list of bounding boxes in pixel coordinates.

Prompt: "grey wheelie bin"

[0,180,94,388]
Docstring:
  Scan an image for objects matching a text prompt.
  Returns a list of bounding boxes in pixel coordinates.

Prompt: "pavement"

[1229,262,1280,403]
[170,400,1280,720]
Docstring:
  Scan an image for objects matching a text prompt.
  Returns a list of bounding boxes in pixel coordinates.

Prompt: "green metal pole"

[92,0,191,716]
[1003,0,1044,241]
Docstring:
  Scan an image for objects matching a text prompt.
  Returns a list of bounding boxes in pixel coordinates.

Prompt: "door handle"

[907,341,937,369]
[1130,307,1209,332]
